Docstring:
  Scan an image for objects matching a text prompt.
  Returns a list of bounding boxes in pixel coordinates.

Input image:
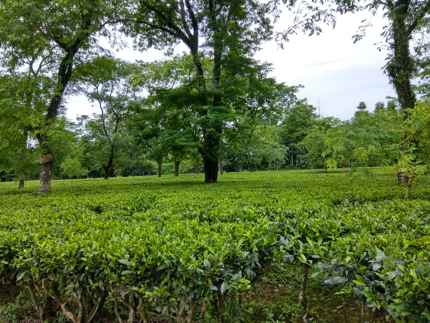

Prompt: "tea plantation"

[0,169,429,322]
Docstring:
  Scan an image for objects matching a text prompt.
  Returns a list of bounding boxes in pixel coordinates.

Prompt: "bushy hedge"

[0,170,429,322]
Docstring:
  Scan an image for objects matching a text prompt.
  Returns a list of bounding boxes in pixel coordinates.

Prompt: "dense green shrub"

[0,169,429,322]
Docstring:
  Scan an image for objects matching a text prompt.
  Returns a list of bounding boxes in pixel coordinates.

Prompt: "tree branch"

[407,1,430,35]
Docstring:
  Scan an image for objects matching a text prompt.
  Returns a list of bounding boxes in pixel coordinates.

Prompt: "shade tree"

[72,57,140,178]
[124,0,295,183]
[0,0,119,192]
[336,0,430,113]
[0,71,50,190]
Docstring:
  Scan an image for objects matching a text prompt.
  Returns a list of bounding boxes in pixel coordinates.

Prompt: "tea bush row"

[0,170,429,322]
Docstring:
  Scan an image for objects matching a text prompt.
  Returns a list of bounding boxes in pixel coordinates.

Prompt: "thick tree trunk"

[174,159,180,177]
[201,124,223,183]
[388,2,418,183]
[201,126,222,183]
[204,157,218,183]
[37,49,78,193]
[37,131,54,193]
[388,1,416,113]
[39,153,53,193]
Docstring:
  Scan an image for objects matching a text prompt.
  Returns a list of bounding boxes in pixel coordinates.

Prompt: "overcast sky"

[66,10,395,121]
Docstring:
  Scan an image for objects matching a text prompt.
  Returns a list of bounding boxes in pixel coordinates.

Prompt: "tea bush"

[0,169,429,322]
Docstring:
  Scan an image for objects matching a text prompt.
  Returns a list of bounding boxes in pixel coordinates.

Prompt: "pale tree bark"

[37,5,98,192]
[39,153,54,193]
[219,159,224,175]
[38,49,78,193]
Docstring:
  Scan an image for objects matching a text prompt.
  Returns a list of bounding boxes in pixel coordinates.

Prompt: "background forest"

[3,89,428,182]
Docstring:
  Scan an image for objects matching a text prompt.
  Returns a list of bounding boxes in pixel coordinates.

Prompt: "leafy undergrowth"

[0,168,429,322]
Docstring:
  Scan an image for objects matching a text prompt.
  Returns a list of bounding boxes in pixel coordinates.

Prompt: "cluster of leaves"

[298,101,409,170]
[57,93,430,180]
[0,195,281,322]
[0,169,429,321]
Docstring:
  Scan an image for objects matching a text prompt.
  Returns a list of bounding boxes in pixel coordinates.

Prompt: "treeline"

[0,0,429,191]
[2,70,429,183]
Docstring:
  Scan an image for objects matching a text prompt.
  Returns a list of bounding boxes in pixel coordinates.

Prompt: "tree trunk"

[201,126,221,183]
[157,160,162,177]
[37,49,78,193]
[174,159,180,177]
[103,146,115,179]
[219,159,224,175]
[204,156,218,183]
[199,0,223,184]
[39,153,53,194]
[37,131,54,193]
[18,174,25,192]
[103,161,114,179]
[388,2,418,183]
[388,1,416,113]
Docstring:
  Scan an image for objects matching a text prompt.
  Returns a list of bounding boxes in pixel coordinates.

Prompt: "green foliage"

[0,73,45,185]
[280,100,318,168]
[72,57,142,179]
[224,124,286,171]
[405,100,430,162]
[325,158,338,171]
[353,146,369,166]
[301,101,405,169]
[0,0,120,191]
[338,0,430,111]
[0,169,429,321]
[61,158,88,179]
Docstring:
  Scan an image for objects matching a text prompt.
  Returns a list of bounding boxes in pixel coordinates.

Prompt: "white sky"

[66,11,395,121]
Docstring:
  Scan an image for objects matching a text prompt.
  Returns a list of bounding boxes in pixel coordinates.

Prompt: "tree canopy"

[0,0,428,190]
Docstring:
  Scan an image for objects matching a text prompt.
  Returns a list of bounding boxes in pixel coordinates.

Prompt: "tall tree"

[125,0,278,183]
[0,58,52,190]
[280,100,318,168]
[128,56,200,177]
[0,0,117,192]
[72,57,138,179]
[339,0,430,113]
[0,75,40,191]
